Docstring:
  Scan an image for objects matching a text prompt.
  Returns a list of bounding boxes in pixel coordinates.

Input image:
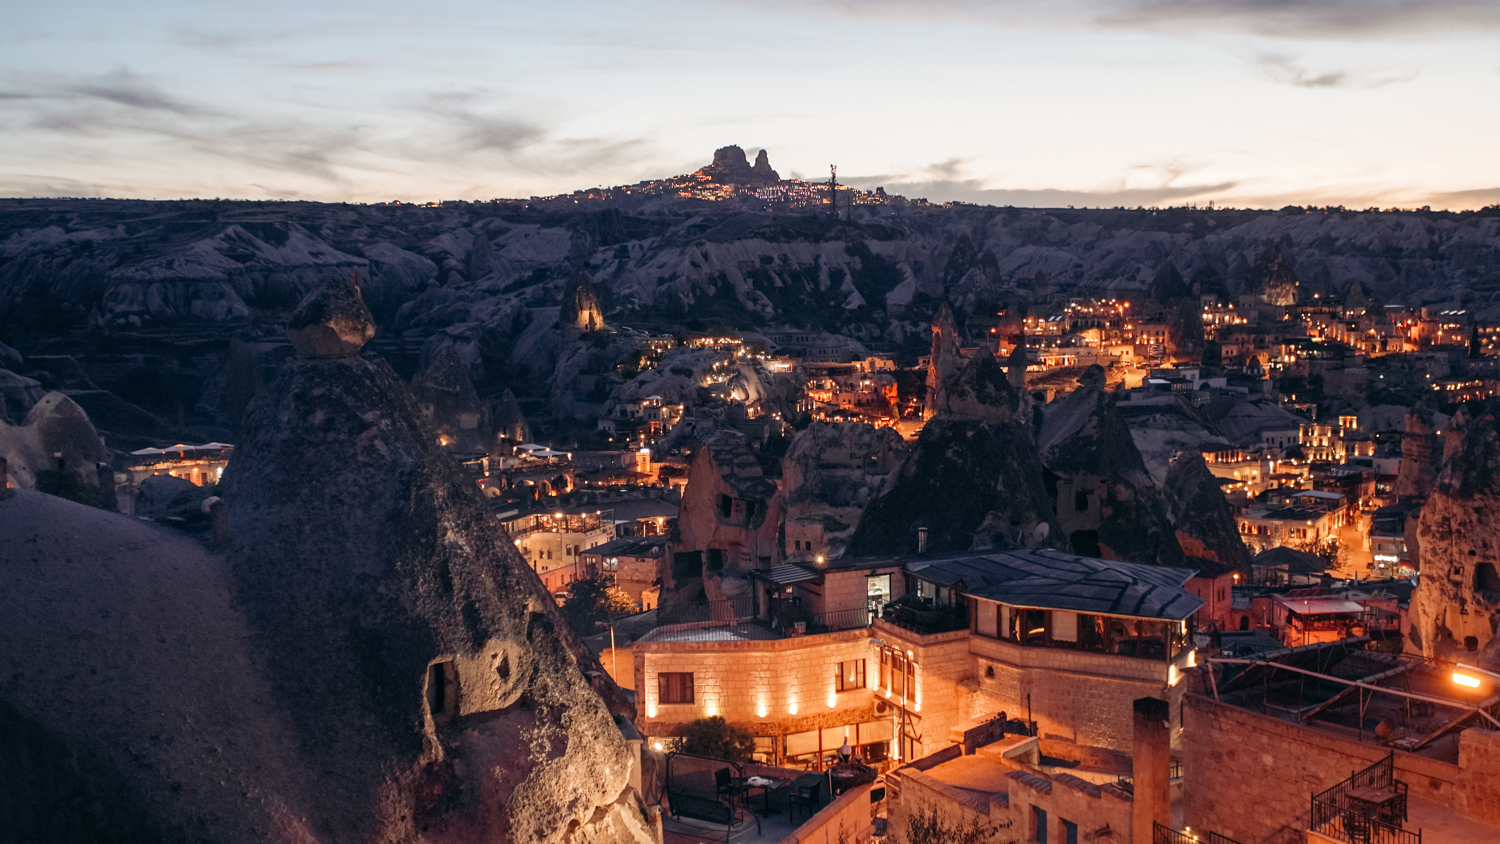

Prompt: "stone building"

[623,548,1201,776]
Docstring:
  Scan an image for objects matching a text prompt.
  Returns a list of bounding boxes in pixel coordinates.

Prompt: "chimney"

[916,526,929,555]
[1131,696,1171,844]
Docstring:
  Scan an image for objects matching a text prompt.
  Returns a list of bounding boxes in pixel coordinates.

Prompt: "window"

[718,494,733,519]
[658,672,694,704]
[427,660,458,720]
[1074,490,1089,512]
[1031,806,1048,843]
[836,659,866,691]
[1060,818,1077,844]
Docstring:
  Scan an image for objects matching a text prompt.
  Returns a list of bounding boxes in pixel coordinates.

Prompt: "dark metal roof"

[750,564,823,586]
[906,548,1204,621]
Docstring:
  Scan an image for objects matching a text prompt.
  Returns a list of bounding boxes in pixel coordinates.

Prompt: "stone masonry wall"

[636,629,878,739]
[968,635,1171,752]
[1182,694,1463,844]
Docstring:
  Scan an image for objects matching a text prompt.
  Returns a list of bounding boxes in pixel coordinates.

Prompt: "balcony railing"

[1309,753,1420,844]
[877,600,969,636]
[1153,823,1242,844]
[655,595,754,626]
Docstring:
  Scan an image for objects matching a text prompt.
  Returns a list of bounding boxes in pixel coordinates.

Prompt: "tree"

[675,716,755,762]
[903,803,1013,844]
[560,576,635,634]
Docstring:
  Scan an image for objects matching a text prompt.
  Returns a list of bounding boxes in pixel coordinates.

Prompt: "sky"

[2,0,1498,208]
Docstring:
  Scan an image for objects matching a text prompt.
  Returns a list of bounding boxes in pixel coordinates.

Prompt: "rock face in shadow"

[1038,366,1185,566]
[1161,451,1252,570]
[923,302,961,420]
[1410,401,1500,665]
[849,355,1062,556]
[0,277,653,844]
[411,343,492,456]
[217,279,647,844]
[781,422,908,560]
[1396,400,1443,501]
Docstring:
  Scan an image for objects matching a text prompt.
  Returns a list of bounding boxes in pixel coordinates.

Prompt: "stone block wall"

[777,782,873,844]
[968,635,1171,752]
[636,629,878,739]
[1456,729,1500,826]
[1181,694,1464,844]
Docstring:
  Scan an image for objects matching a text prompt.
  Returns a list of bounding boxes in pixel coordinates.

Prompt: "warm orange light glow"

[1454,671,1483,689]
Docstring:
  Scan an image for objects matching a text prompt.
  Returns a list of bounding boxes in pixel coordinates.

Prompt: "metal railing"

[1153,823,1243,844]
[656,595,754,626]
[806,607,872,634]
[1309,753,1420,844]
[877,600,969,636]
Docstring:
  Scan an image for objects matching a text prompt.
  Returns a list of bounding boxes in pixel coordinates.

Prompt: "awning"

[750,564,822,587]
[1276,597,1364,615]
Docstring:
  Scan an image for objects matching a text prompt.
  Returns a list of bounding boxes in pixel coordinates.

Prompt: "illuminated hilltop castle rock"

[699,144,780,187]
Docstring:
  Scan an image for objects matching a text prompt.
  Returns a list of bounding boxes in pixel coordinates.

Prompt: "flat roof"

[905,548,1204,622]
[582,536,666,558]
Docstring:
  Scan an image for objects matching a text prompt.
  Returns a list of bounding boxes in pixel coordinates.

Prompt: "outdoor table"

[743,775,789,814]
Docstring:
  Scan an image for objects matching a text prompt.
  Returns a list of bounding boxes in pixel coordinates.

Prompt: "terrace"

[659,753,873,844]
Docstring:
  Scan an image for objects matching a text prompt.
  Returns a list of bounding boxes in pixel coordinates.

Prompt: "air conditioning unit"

[874,701,891,715]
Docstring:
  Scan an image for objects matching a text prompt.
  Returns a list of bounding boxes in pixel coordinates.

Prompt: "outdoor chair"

[789,778,822,821]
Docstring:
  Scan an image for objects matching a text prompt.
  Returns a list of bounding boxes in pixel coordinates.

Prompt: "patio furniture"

[715,767,749,800]
[789,778,823,821]
[743,775,789,814]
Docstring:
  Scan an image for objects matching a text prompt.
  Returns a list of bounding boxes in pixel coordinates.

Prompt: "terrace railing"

[656,595,754,627]
[1153,823,1243,844]
[1309,753,1420,844]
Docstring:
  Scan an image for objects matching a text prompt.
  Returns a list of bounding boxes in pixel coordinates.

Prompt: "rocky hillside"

[4,192,1500,442]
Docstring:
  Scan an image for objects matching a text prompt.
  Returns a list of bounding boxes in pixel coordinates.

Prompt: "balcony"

[1309,753,1420,844]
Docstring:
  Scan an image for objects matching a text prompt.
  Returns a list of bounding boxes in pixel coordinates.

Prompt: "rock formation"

[0,391,109,505]
[494,388,532,443]
[1409,401,1500,666]
[699,145,779,187]
[924,301,961,419]
[1395,399,1443,501]
[780,422,909,560]
[667,431,781,601]
[849,354,1062,555]
[1038,366,1186,566]
[411,343,492,455]
[560,270,606,335]
[1161,450,1252,570]
[1246,243,1300,306]
[0,276,654,844]
[283,271,376,358]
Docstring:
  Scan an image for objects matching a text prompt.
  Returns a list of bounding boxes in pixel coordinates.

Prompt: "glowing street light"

[1453,663,1500,690]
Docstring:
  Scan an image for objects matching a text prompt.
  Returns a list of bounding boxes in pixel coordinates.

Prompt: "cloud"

[842,157,1235,207]
[63,69,207,115]
[1093,0,1500,39]
[1254,53,1417,89]
[746,0,1500,40]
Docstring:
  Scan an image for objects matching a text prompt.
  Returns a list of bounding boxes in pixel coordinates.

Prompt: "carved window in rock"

[706,549,726,572]
[426,660,458,721]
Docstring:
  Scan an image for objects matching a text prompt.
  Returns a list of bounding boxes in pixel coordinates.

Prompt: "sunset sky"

[3,0,1498,208]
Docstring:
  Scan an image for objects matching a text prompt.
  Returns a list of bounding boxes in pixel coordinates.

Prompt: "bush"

[676,716,754,762]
